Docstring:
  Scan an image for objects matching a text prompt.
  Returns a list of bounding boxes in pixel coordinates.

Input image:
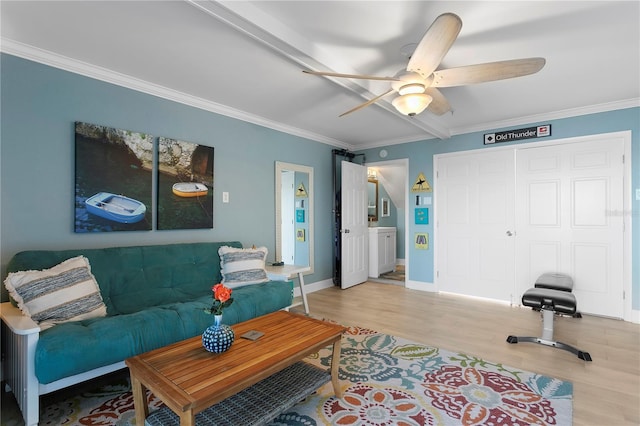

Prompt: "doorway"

[366,159,409,286]
[435,131,631,319]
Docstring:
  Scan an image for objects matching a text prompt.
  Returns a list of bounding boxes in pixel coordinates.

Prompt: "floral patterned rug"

[35,325,572,426]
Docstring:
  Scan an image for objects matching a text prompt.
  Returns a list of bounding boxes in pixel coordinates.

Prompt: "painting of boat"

[172,182,209,198]
[85,192,146,224]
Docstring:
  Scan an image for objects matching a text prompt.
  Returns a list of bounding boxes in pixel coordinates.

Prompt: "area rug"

[33,325,572,426]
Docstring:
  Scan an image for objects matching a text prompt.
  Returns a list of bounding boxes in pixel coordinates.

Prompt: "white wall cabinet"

[368,227,396,278]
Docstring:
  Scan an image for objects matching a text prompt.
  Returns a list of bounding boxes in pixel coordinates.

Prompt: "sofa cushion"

[4,256,107,330]
[219,246,269,288]
[33,280,293,384]
[6,242,243,315]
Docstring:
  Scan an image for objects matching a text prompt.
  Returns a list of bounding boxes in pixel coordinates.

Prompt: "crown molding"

[0,38,350,149]
[451,98,640,137]
[352,97,640,150]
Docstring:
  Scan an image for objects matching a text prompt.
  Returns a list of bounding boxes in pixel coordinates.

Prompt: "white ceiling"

[2,1,639,149]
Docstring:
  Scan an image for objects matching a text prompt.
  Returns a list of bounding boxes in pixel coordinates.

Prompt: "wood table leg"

[330,337,343,398]
[130,375,149,426]
[179,409,195,426]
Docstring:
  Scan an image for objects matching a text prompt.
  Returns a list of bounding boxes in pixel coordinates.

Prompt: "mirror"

[275,161,314,273]
[368,178,378,221]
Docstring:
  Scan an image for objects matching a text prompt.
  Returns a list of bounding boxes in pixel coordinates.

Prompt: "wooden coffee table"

[125,311,345,426]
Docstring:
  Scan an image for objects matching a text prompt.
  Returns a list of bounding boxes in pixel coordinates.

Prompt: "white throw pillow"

[4,255,107,330]
[219,246,269,288]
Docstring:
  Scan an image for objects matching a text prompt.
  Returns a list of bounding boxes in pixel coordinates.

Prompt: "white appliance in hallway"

[368,227,397,278]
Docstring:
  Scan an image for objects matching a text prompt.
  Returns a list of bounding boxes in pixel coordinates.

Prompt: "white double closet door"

[436,132,627,318]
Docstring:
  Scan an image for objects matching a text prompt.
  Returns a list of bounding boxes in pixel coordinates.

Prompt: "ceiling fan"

[303,13,545,118]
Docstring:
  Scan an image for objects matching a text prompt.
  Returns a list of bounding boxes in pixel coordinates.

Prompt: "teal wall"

[0,54,336,293]
[2,53,638,311]
[357,107,640,310]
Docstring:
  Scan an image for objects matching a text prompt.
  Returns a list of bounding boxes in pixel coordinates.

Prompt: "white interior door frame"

[434,130,632,321]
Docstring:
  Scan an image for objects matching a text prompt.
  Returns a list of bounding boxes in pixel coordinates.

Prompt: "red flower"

[205,283,234,315]
[213,283,232,303]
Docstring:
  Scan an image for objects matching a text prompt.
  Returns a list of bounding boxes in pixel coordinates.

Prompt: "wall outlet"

[223,192,229,203]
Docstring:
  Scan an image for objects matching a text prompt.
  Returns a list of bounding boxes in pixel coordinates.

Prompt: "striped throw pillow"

[219,246,269,288]
[4,256,107,330]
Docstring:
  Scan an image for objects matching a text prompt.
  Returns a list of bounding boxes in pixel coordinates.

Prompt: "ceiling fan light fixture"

[305,13,546,119]
[398,83,425,95]
[392,93,433,116]
[391,71,426,91]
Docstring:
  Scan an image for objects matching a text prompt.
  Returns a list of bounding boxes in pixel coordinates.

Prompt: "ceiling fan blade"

[432,58,546,87]
[303,70,399,81]
[407,13,462,79]
[339,88,395,117]
[425,88,451,115]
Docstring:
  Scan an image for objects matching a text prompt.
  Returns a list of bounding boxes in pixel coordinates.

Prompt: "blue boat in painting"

[85,192,146,224]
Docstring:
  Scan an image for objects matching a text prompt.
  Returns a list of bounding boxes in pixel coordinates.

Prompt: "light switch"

[223,192,229,203]
[636,188,640,201]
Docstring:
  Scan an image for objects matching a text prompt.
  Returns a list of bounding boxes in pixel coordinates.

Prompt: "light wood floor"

[292,281,640,426]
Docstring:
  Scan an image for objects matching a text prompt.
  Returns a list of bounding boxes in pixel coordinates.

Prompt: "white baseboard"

[293,278,334,298]
[406,280,437,292]
[408,282,640,324]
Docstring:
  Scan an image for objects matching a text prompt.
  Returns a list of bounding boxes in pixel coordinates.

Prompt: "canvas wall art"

[157,137,214,230]
[74,121,153,232]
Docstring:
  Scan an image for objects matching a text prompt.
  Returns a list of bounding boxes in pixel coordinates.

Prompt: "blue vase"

[202,314,235,353]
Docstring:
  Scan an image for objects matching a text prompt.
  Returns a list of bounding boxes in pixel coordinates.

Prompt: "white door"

[341,161,369,289]
[280,170,295,264]
[436,149,516,302]
[515,138,625,318]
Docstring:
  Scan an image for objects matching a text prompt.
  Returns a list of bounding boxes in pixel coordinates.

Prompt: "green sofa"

[1,241,293,426]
